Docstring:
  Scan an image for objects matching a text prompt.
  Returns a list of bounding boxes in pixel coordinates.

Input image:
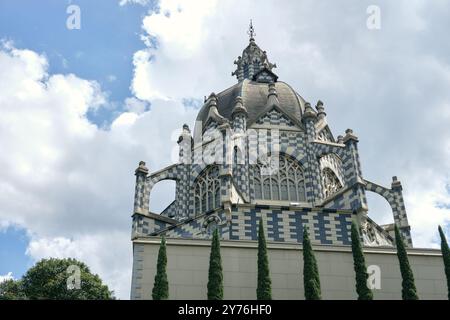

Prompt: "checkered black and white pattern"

[364,179,412,247]
[133,204,355,246]
[132,85,413,248]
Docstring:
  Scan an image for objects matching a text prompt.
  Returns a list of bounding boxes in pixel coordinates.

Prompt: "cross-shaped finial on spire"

[247,19,255,41]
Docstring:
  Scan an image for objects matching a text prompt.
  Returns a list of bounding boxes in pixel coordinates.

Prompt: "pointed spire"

[248,19,256,42]
[266,82,280,107]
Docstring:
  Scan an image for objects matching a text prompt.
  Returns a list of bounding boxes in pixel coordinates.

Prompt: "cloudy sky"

[0,0,449,299]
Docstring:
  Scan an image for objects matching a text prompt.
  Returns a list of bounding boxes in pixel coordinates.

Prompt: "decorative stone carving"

[317,129,333,142]
[361,220,393,246]
[322,168,342,198]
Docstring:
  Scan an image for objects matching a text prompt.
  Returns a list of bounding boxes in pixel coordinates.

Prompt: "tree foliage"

[0,279,26,300]
[438,225,450,300]
[257,218,272,300]
[152,236,169,300]
[350,221,373,300]
[394,225,419,300]
[302,225,321,300]
[0,258,113,300]
[207,228,223,300]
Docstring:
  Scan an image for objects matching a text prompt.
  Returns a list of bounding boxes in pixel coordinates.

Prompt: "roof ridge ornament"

[266,82,280,108]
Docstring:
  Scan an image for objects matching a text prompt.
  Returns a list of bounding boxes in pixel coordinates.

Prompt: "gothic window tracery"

[194,165,221,215]
[322,168,342,198]
[253,154,306,202]
[317,129,332,142]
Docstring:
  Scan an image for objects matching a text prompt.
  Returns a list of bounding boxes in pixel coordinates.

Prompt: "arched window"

[252,154,306,202]
[322,168,342,198]
[194,166,221,215]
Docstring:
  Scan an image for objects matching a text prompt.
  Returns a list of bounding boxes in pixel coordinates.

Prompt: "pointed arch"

[251,153,306,202]
[193,165,221,215]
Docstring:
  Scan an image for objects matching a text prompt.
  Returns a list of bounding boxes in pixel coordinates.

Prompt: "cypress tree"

[152,236,169,300]
[394,225,419,300]
[438,225,450,299]
[207,228,223,300]
[302,225,321,300]
[350,221,373,300]
[257,218,272,300]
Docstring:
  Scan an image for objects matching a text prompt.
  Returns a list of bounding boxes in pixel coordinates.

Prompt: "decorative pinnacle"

[208,92,218,107]
[316,100,326,119]
[268,82,277,96]
[343,128,359,143]
[391,176,403,191]
[178,124,191,143]
[302,102,317,120]
[182,123,190,133]
[247,19,256,41]
[232,96,247,117]
[135,161,149,176]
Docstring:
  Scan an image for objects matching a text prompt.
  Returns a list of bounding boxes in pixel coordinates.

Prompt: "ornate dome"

[195,80,307,133]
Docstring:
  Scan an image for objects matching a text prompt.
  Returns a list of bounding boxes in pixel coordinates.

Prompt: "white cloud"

[119,0,149,6]
[26,233,131,299]
[124,97,148,114]
[0,43,196,298]
[107,75,117,82]
[0,272,14,283]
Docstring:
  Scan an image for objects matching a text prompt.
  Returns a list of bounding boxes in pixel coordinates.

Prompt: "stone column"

[176,124,192,219]
[218,122,233,223]
[302,102,322,204]
[342,129,369,224]
[134,161,149,214]
[231,96,249,201]
[391,176,413,247]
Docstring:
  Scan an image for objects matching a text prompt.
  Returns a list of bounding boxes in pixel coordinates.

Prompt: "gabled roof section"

[250,104,303,129]
[252,67,278,83]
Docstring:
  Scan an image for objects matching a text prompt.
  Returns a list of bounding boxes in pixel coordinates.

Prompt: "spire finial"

[247,19,255,41]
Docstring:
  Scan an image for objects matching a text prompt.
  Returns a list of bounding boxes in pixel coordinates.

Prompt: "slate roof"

[195,79,306,133]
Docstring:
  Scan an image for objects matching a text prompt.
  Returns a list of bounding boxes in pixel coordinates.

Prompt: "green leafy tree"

[14,258,113,300]
[257,218,272,300]
[152,236,169,300]
[0,279,26,300]
[207,228,223,300]
[302,225,321,300]
[438,225,450,299]
[350,221,373,300]
[394,225,419,300]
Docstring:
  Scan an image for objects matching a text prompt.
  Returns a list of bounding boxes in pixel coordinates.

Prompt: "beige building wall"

[130,237,447,300]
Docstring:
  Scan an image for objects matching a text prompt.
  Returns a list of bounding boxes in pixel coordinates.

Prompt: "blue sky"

[0,227,31,278]
[0,0,154,126]
[0,0,449,298]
